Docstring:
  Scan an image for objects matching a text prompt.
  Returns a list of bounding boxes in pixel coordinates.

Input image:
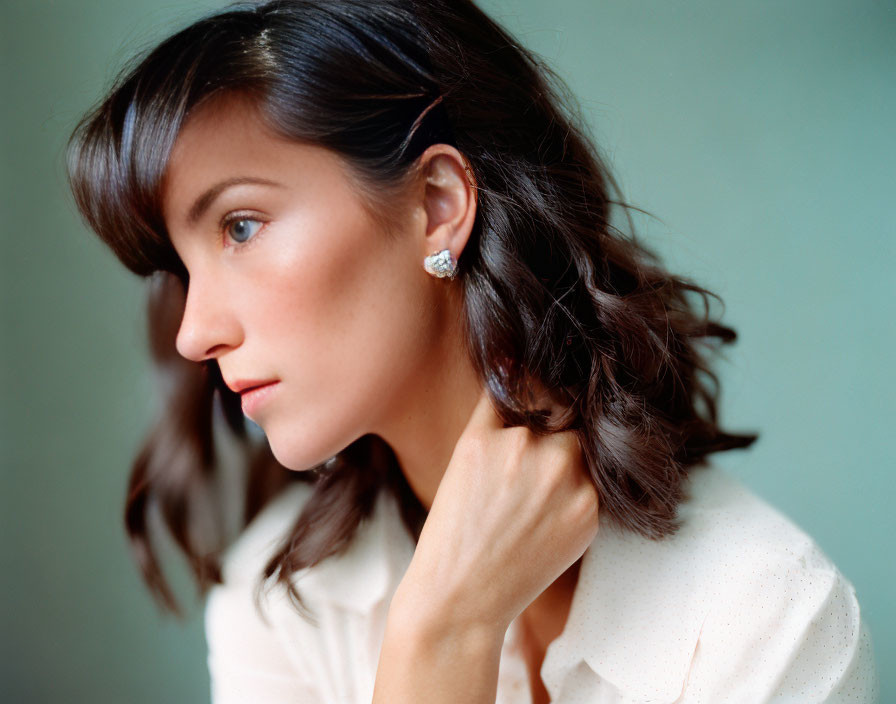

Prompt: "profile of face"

[162,95,477,471]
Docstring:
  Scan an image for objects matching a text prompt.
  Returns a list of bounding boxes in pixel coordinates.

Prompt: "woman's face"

[162,96,454,470]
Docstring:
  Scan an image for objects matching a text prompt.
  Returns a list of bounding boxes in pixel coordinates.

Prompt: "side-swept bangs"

[67,2,451,278]
[66,11,278,277]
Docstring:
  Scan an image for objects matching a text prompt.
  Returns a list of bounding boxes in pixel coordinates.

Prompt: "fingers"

[466,380,565,435]
[466,387,505,432]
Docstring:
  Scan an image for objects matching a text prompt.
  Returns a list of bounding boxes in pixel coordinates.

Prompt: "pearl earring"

[423,248,458,279]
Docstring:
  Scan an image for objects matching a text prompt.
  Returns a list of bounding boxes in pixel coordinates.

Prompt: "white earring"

[423,248,459,279]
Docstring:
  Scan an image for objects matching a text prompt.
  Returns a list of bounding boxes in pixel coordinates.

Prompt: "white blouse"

[204,462,879,703]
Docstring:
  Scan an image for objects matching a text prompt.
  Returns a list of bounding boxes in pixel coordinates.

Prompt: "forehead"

[160,95,351,229]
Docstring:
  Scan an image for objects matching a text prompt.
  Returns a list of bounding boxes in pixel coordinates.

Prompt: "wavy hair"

[67,0,758,621]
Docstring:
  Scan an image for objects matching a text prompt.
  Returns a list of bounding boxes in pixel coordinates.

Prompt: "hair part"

[67,0,757,622]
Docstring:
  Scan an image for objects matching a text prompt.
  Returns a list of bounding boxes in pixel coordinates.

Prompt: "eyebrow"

[186,177,285,225]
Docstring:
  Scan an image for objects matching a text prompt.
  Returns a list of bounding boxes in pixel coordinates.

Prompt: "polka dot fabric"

[205,463,879,703]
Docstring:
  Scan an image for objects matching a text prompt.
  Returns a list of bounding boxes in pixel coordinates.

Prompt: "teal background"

[2,0,893,701]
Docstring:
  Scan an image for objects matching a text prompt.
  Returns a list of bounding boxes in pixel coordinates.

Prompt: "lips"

[226,378,279,395]
[231,380,281,419]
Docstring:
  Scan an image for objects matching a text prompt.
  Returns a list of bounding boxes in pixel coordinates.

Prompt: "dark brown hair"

[67,0,757,621]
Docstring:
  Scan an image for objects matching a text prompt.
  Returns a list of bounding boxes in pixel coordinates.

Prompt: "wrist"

[385,597,507,664]
[386,580,509,650]
[374,585,507,704]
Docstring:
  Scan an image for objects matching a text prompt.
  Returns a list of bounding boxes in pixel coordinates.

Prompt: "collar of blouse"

[295,462,852,702]
[296,471,722,702]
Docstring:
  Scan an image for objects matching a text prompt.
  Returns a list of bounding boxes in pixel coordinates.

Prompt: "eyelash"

[219,211,268,252]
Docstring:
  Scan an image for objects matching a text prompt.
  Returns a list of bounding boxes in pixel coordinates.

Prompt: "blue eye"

[225,218,263,244]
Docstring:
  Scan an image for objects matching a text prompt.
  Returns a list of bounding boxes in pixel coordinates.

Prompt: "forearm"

[371,596,507,704]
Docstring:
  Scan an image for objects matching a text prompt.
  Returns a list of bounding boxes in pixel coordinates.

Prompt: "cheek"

[306,234,431,396]
[247,209,433,448]
[244,240,381,469]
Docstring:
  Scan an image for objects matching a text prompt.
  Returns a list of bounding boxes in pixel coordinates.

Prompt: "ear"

[416,144,477,265]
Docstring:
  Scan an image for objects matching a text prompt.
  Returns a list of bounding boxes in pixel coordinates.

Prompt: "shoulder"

[205,479,316,645]
[578,461,858,611]
[204,482,320,699]
[214,481,316,587]
[676,464,879,701]
[206,478,409,632]
[204,481,415,702]
[211,478,413,602]
[543,462,880,703]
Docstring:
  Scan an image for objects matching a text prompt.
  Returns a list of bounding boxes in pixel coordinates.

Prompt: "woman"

[67,0,878,701]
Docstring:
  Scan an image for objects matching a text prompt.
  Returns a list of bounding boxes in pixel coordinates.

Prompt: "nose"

[175,272,243,362]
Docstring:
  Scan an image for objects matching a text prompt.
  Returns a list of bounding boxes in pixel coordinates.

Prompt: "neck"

[372,291,483,511]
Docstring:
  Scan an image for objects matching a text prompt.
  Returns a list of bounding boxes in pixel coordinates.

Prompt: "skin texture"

[162,95,599,702]
[379,391,598,703]
[164,95,482,510]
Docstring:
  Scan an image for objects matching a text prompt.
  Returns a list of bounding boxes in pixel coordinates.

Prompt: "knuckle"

[507,425,531,445]
[542,430,580,464]
[505,426,533,459]
[548,436,581,474]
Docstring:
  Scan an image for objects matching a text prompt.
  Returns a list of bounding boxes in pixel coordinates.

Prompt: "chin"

[263,423,359,473]
[265,438,326,472]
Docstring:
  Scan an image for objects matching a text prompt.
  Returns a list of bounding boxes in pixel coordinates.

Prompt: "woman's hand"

[393,386,600,637]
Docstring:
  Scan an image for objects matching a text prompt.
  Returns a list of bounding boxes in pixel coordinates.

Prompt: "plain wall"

[2,0,893,701]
